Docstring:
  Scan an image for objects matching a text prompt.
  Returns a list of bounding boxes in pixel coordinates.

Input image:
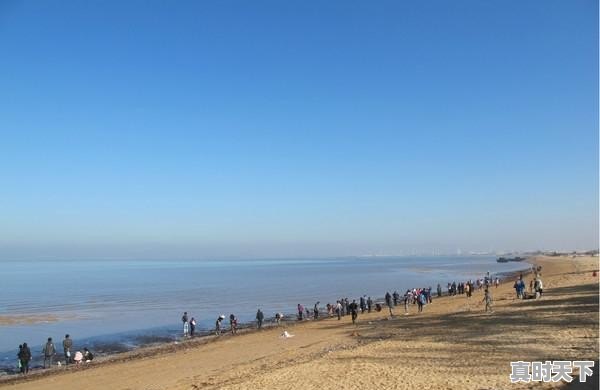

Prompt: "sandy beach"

[1,255,597,390]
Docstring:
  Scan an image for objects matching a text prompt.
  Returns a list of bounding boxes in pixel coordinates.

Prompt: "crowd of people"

[513,267,544,299]
[15,268,536,376]
[16,334,94,375]
[178,271,512,341]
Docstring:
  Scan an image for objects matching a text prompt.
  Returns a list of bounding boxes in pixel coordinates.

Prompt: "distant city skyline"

[0,1,598,260]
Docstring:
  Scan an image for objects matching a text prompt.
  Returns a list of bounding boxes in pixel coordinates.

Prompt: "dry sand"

[1,256,598,390]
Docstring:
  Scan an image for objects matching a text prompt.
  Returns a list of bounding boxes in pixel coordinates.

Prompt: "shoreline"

[1,255,523,358]
[1,255,597,389]
[0,259,541,384]
[0,259,535,379]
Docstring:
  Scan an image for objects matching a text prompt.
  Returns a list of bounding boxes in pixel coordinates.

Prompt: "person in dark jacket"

[359,297,366,314]
[349,300,359,325]
[385,292,394,316]
[83,347,94,362]
[63,334,73,365]
[229,314,237,334]
[43,337,56,368]
[18,343,31,374]
[256,309,264,329]
[189,317,196,336]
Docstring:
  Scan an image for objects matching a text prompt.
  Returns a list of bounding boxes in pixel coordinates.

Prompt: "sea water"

[0,256,526,372]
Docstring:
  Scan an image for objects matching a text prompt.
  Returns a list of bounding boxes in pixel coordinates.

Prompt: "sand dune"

[1,256,598,390]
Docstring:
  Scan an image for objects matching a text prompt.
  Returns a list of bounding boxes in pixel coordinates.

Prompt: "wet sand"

[0,315,61,326]
[1,256,598,389]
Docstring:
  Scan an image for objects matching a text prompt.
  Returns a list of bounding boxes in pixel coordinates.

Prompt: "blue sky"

[0,1,598,259]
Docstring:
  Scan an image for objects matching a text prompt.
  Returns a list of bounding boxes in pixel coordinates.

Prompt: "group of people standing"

[514,272,544,299]
[181,312,197,337]
[321,297,374,322]
[180,273,504,339]
[16,334,94,374]
[385,288,432,316]
[447,276,500,298]
[183,312,247,337]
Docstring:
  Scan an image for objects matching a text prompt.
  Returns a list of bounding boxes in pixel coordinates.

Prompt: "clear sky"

[0,1,598,260]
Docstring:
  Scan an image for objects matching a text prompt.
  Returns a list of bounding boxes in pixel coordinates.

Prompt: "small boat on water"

[496,256,526,263]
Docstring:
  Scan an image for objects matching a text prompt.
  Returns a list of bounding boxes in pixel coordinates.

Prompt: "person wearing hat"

[215,315,224,336]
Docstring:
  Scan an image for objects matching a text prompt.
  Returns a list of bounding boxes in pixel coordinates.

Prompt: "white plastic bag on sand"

[281,331,294,339]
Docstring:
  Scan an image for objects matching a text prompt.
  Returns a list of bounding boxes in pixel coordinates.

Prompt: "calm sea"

[0,256,526,372]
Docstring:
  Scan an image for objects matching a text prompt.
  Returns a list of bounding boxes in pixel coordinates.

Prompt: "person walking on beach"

[18,343,31,374]
[385,292,393,316]
[535,278,543,298]
[43,337,56,368]
[350,300,358,325]
[313,302,319,320]
[392,291,399,306]
[483,288,493,312]
[182,312,189,337]
[275,312,282,326]
[297,304,304,320]
[530,279,535,294]
[417,292,424,313]
[518,278,525,298]
[215,315,224,336]
[494,277,500,288]
[62,334,72,365]
[367,297,373,313]
[359,296,366,314]
[335,301,342,320]
[190,317,196,336]
[514,278,524,299]
[437,284,442,297]
[256,309,264,329]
